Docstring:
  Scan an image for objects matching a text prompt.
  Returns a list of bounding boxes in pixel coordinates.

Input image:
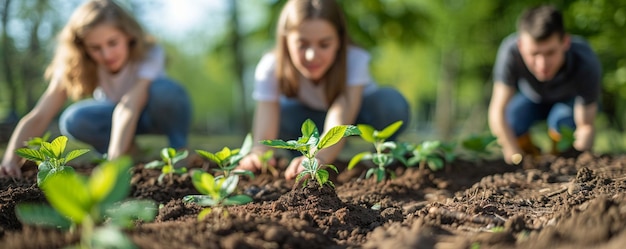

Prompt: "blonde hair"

[275,0,349,106]
[45,0,153,100]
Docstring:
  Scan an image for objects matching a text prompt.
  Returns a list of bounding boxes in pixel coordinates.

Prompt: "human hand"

[237,152,275,173]
[0,161,22,178]
[284,156,306,180]
[502,147,523,165]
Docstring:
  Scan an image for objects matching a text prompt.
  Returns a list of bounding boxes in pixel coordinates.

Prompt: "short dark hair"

[517,5,564,41]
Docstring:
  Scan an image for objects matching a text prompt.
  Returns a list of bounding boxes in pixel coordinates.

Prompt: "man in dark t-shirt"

[488,5,602,165]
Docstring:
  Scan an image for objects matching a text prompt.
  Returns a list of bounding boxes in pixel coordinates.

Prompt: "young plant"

[348,120,406,182]
[258,150,278,177]
[261,119,360,188]
[145,147,189,184]
[15,135,90,186]
[183,170,253,219]
[555,126,576,153]
[23,131,51,150]
[461,133,497,160]
[16,157,157,249]
[407,140,456,171]
[195,133,254,178]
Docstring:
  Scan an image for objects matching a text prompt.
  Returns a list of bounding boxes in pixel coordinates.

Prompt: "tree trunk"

[1,0,18,115]
[229,1,249,133]
[435,49,459,140]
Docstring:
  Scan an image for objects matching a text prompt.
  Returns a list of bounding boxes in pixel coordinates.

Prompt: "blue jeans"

[279,87,410,141]
[506,93,575,136]
[59,77,191,154]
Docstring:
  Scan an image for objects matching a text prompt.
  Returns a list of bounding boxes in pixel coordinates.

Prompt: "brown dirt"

[1,151,626,249]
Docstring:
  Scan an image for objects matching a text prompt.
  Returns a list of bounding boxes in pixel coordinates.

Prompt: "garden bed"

[1,151,626,248]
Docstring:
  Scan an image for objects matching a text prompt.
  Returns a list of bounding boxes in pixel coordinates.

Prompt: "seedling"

[183,170,253,219]
[23,131,51,150]
[15,157,157,249]
[145,147,189,184]
[15,135,90,186]
[555,126,575,153]
[259,150,278,177]
[261,119,360,189]
[407,140,456,171]
[348,121,406,182]
[461,133,497,161]
[196,133,254,178]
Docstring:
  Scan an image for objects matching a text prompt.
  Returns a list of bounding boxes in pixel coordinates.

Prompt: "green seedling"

[196,133,254,178]
[348,121,406,182]
[145,147,189,184]
[461,133,497,160]
[261,119,360,189]
[407,140,456,171]
[16,135,90,186]
[16,157,157,249]
[556,126,576,153]
[23,131,51,150]
[183,170,253,219]
[259,150,278,177]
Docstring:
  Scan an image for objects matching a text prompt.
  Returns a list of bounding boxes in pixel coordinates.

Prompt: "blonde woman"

[0,0,191,178]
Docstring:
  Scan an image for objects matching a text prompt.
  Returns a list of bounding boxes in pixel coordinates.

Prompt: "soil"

[1,150,626,249]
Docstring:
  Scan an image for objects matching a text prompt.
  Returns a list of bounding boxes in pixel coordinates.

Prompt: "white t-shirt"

[252,46,378,110]
[93,45,166,102]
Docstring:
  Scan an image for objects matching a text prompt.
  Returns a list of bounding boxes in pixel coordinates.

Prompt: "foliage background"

[1,0,626,152]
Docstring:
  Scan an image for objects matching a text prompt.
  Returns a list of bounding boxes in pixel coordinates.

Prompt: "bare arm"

[106,78,151,159]
[488,82,521,164]
[285,85,364,179]
[573,102,597,151]
[1,80,67,178]
[237,100,280,171]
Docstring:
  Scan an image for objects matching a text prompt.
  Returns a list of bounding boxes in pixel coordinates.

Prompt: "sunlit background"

[2,0,626,153]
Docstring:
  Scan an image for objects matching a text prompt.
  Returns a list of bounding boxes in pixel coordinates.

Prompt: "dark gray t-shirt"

[493,33,602,105]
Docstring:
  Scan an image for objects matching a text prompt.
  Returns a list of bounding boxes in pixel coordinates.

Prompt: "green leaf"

[15,204,72,230]
[365,168,376,179]
[220,175,239,197]
[162,164,174,174]
[348,152,371,170]
[238,133,253,157]
[233,170,255,179]
[427,157,444,171]
[144,160,165,169]
[42,172,91,224]
[215,147,233,161]
[223,195,253,205]
[318,125,348,150]
[196,150,222,165]
[357,124,376,143]
[172,150,189,165]
[91,226,137,249]
[89,157,132,206]
[343,125,361,137]
[326,164,338,174]
[64,149,90,163]
[376,121,403,140]
[260,140,294,149]
[197,208,212,220]
[15,148,46,163]
[49,136,68,159]
[36,168,51,186]
[39,141,56,159]
[183,195,218,206]
[376,168,386,182]
[301,119,318,138]
[191,170,211,195]
[106,200,157,228]
[316,169,330,186]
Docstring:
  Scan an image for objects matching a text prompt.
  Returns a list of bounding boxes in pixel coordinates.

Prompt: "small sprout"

[349,121,406,182]
[16,135,90,186]
[145,147,189,184]
[262,119,360,189]
[556,126,575,153]
[407,140,456,171]
[183,170,253,219]
[16,157,156,249]
[259,150,278,177]
[461,133,497,161]
[196,133,254,178]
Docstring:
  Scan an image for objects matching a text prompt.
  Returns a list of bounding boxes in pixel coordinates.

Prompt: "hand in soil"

[285,156,307,180]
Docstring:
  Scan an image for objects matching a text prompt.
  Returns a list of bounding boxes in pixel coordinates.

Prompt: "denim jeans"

[506,93,575,136]
[59,77,191,153]
[279,87,410,141]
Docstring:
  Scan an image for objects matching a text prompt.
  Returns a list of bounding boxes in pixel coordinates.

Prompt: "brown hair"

[275,0,348,106]
[45,0,153,100]
[517,5,565,41]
